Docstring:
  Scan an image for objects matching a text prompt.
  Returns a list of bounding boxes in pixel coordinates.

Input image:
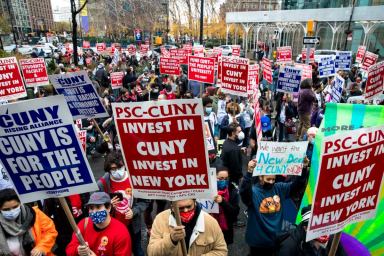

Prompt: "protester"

[276,93,296,142]
[296,79,316,141]
[0,188,58,256]
[66,192,131,256]
[147,199,228,255]
[219,102,245,140]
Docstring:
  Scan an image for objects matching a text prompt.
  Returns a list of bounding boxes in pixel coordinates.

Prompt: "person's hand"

[214,195,223,203]
[303,156,310,168]
[170,225,185,243]
[89,136,96,143]
[125,209,133,220]
[31,248,44,256]
[88,250,97,256]
[111,196,120,208]
[241,147,247,154]
[247,159,257,173]
[77,245,89,256]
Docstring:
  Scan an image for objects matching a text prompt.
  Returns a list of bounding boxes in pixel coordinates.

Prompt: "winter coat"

[31,206,58,256]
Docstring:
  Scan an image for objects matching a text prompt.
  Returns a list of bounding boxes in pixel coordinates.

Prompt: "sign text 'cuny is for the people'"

[220,56,249,97]
[19,58,49,87]
[112,99,214,201]
[306,126,384,241]
[188,56,215,84]
[0,57,27,100]
[0,95,97,203]
[160,57,180,76]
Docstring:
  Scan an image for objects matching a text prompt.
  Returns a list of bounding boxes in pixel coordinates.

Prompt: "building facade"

[27,0,54,32]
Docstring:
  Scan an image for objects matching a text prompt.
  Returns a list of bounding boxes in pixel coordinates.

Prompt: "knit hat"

[301,205,312,225]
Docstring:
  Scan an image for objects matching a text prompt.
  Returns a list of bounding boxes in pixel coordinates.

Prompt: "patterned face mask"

[89,210,108,224]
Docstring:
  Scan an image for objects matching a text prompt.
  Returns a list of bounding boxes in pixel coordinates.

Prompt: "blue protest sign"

[49,71,108,120]
[330,74,345,103]
[318,56,336,78]
[334,51,352,71]
[0,96,98,203]
[277,66,302,93]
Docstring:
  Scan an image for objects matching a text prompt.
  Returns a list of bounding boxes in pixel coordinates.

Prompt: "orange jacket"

[31,206,58,256]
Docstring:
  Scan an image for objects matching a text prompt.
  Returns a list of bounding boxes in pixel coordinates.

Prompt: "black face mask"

[262,182,274,190]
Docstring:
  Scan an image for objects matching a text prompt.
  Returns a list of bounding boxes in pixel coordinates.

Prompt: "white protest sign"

[318,56,336,78]
[197,168,219,213]
[330,74,345,103]
[253,141,308,176]
[334,51,352,71]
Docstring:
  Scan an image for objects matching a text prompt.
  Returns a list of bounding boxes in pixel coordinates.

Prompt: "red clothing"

[109,176,133,225]
[160,89,176,100]
[68,194,83,218]
[66,217,131,256]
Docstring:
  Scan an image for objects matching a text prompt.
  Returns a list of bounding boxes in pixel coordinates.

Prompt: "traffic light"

[306,20,316,36]
[273,51,277,60]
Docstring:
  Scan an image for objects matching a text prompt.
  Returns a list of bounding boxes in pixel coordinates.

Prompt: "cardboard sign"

[0,57,27,100]
[335,51,352,71]
[247,64,259,93]
[82,41,90,49]
[356,45,366,64]
[361,51,378,72]
[295,63,312,81]
[140,45,149,56]
[364,61,384,100]
[188,56,215,84]
[160,57,180,76]
[170,49,188,65]
[262,57,272,70]
[112,99,214,200]
[306,126,384,241]
[128,45,137,56]
[110,72,124,89]
[231,45,241,57]
[301,48,315,63]
[78,129,87,152]
[49,71,108,120]
[220,56,249,97]
[263,67,273,84]
[19,58,49,87]
[277,66,302,93]
[193,45,204,57]
[0,95,98,203]
[330,74,345,103]
[96,43,106,52]
[277,46,292,64]
[318,56,336,77]
[160,46,170,58]
[253,141,308,176]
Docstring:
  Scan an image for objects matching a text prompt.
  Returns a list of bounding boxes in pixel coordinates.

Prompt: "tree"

[0,15,12,50]
[54,21,71,34]
[70,0,88,66]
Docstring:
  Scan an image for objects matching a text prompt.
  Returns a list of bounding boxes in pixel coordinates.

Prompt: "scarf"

[0,205,35,256]
[212,188,230,231]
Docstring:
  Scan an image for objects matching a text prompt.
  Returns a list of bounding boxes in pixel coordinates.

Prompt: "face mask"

[205,107,212,115]
[315,235,329,248]
[237,131,245,141]
[262,182,274,190]
[179,209,195,223]
[89,210,108,224]
[1,206,21,221]
[217,180,229,190]
[111,167,125,180]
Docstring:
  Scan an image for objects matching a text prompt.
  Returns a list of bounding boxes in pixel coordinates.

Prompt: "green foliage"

[47,58,57,75]
[0,50,11,58]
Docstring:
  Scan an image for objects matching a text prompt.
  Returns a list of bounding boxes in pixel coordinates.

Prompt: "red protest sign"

[112,99,213,200]
[301,48,315,63]
[307,126,384,241]
[85,57,92,66]
[183,44,193,55]
[82,41,90,49]
[220,56,249,97]
[295,63,312,81]
[77,130,87,153]
[217,56,222,82]
[364,61,384,100]
[193,45,204,57]
[262,57,272,70]
[356,45,366,64]
[128,45,136,55]
[140,45,149,56]
[253,92,262,143]
[263,67,273,84]
[112,43,122,53]
[247,64,259,93]
[188,56,215,84]
[96,43,106,52]
[231,45,241,57]
[170,49,188,65]
[277,46,292,64]
[361,51,378,72]
[111,72,124,89]
[19,58,49,87]
[160,57,180,76]
[160,46,170,57]
[0,57,27,100]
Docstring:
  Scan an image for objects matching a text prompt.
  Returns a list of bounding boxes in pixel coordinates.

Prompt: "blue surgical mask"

[205,107,212,115]
[217,180,229,190]
[89,210,107,224]
[1,206,21,221]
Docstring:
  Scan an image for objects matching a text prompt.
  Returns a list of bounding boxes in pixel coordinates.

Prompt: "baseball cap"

[261,115,271,132]
[86,192,111,206]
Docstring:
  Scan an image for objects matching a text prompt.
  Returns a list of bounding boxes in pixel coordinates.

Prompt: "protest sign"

[82,41,90,49]
[140,45,149,56]
[277,66,302,93]
[306,125,384,241]
[110,72,124,89]
[364,61,384,100]
[295,63,312,81]
[160,57,180,76]
[183,44,193,55]
[356,45,366,64]
[318,56,336,77]
[112,99,214,201]
[204,119,216,154]
[277,46,292,64]
[170,49,188,65]
[75,119,82,129]
[361,51,378,72]
[216,140,225,157]
[188,56,215,84]
[301,48,315,63]
[220,56,249,97]
[217,56,222,81]
[253,141,308,176]
[111,43,122,53]
[335,51,352,71]
[197,168,219,214]
[0,57,27,100]
[134,29,142,42]
[128,45,136,55]
[330,74,345,103]
[160,46,170,57]
[77,130,87,152]
[253,92,263,143]
[19,58,49,87]
[49,71,108,120]
[212,47,223,62]
[231,45,241,57]
[193,45,204,57]
[247,64,259,93]
[0,95,98,203]
[262,57,272,70]
[263,67,273,84]
[96,43,106,52]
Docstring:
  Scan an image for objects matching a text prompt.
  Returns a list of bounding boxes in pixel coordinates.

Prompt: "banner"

[160,57,180,76]
[330,74,345,103]
[356,45,366,64]
[193,45,204,57]
[361,51,378,72]
[220,56,249,97]
[112,99,214,200]
[0,57,27,100]
[231,45,241,57]
[49,71,108,120]
[253,141,308,176]
[263,67,273,84]
[277,46,292,64]
[364,61,384,100]
[140,45,149,56]
[183,44,193,55]
[306,125,384,241]
[96,43,106,52]
[295,63,312,81]
[110,72,124,89]
[82,41,90,49]
[77,130,87,152]
[0,95,98,203]
[277,66,302,93]
[318,56,336,77]
[160,46,170,58]
[170,49,188,65]
[262,57,272,70]
[19,58,49,87]
[301,48,315,63]
[335,51,352,71]
[247,64,259,93]
[188,56,215,84]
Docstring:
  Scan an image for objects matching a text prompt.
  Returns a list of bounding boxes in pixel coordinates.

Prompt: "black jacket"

[220,138,243,182]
